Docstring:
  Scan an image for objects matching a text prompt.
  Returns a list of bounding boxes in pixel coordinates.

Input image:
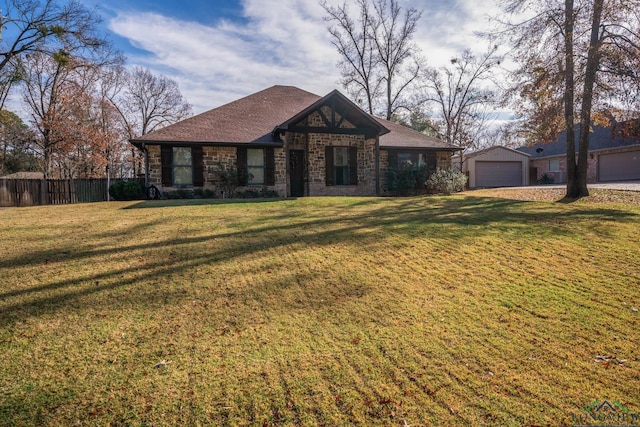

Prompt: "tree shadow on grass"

[0,196,637,327]
[122,198,287,209]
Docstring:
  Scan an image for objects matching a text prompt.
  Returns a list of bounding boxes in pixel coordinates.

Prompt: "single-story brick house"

[517,124,640,183]
[130,85,459,197]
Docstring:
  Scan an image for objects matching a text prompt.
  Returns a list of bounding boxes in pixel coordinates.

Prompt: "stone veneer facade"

[146,106,454,197]
[147,145,287,196]
[283,107,378,196]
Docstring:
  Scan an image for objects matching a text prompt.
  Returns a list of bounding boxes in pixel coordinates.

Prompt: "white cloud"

[108,0,502,114]
[410,0,504,66]
[109,1,342,113]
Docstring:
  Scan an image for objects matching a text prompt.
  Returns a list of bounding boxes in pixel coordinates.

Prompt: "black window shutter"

[237,147,248,186]
[349,146,358,185]
[161,146,173,186]
[325,146,334,186]
[192,146,204,187]
[388,150,398,170]
[265,147,275,186]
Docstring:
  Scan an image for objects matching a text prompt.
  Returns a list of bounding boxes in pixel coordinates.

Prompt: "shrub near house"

[426,168,468,194]
[108,181,144,201]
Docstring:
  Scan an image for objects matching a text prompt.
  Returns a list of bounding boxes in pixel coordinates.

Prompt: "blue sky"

[24,0,503,115]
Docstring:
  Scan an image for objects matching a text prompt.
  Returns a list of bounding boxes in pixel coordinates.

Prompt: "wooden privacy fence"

[0,178,145,207]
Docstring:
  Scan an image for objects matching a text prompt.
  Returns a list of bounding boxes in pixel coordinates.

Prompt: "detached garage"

[476,161,523,187]
[456,146,530,189]
[598,149,640,182]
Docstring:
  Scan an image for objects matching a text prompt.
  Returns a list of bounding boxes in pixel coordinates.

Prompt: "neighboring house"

[453,146,531,188]
[130,86,459,197]
[517,124,640,183]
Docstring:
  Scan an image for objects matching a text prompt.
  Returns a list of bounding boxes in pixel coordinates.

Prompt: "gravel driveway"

[588,181,640,191]
[514,181,640,192]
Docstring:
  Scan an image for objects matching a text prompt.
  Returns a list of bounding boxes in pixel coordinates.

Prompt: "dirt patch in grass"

[0,197,639,426]
[469,187,640,205]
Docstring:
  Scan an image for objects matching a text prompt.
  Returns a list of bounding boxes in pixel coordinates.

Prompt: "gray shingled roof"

[517,124,640,158]
[132,85,321,144]
[377,118,456,149]
[453,146,531,160]
[131,85,457,150]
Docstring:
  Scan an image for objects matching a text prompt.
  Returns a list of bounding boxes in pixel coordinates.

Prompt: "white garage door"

[475,161,523,187]
[599,150,640,182]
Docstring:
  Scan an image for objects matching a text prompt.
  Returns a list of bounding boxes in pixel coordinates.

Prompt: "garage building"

[454,146,531,189]
[598,149,640,182]
[517,124,640,184]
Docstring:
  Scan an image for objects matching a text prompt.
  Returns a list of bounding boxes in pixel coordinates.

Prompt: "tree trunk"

[571,0,604,198]
[386,76,392,120]
[366,90,374,115]
[564,0,579,198]
[43,145,51,180]
[42,125,52,179]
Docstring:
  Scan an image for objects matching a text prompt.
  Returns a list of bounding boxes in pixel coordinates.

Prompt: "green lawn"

[1,194,639,426]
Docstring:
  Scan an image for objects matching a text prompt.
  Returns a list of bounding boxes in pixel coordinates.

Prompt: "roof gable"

[273,90,389,138]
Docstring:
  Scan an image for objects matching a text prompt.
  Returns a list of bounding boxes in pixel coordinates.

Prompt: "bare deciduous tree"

[370,0,423,120]
[0,0,105,71]
[122,67,192,137]
[0,63,21,111]
[0,0,109,111]
[321,0,423,120]
[103,66,192,176]
[322,0,380,115]
[419,46,502,165]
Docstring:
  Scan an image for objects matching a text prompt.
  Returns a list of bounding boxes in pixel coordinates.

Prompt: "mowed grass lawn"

[1,194,639,426]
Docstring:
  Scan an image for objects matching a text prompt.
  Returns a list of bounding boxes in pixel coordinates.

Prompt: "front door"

[289,150,305,197]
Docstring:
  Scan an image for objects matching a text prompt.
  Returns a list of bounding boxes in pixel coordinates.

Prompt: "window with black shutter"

[161,146,173,186]
[236,147,248,186]
[325,146,334,186]
[237,147,275,186]
[192,146,204,187]
[265,147,275,186]
[159,145,204,186]
[349,146,358,185]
